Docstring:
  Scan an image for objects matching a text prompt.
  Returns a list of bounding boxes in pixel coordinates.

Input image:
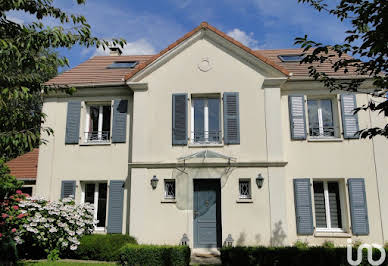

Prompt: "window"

[278,54,305,62]
[164,180,176,199]
[20,187,33,197]
[107,61,138,69]
[239,179,251,199]
[313,181,343,231]
[191,96,221,144]
[307,99,336,138]
[85,103,111,143]
[82,182,107,229]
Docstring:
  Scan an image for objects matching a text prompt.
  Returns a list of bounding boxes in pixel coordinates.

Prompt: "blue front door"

[193,179,221,248]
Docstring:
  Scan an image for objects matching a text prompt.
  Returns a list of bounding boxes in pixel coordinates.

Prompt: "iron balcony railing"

[192,130,222,144]
[84,131,110,142]
[308,126,337,138]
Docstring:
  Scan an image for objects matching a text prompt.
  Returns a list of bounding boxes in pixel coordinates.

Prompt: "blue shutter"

[223,92,240,144]
[288,95,307,140]
[107,180,124,233]
[65,101,81,144]
[172,94,188,145]
[348,178,369,235]
[61,180,76,199]
[293,179,314,235]
[340,94,359,139]
[112,100,128,143]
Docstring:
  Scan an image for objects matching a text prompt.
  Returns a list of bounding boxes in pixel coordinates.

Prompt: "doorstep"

[191,249,221,265]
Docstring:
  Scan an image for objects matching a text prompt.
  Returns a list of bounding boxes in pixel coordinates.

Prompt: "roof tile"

[6,149,39,179]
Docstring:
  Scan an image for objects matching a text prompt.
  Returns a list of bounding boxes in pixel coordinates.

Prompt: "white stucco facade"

[36,26,388,249]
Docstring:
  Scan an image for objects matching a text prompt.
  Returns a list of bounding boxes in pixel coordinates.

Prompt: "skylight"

[278,54,305,62]
[107,61,138,69]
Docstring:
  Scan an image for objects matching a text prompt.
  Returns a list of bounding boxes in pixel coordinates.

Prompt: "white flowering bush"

[2,195,96,259]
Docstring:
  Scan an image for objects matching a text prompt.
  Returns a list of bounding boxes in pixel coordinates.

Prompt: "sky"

[6,0,349,70]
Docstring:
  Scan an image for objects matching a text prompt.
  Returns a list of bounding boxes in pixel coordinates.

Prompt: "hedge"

[71,234,137,261]
[118,244,191,266]
[221,246,388,266]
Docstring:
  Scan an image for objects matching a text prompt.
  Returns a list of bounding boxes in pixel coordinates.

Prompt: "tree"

[295,0,387,139]
[0,0,125,162]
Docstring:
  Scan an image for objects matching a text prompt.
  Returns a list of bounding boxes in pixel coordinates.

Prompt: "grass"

[17,260,117,266]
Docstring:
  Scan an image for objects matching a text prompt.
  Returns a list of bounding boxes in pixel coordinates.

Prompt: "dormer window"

[107,61,138,69]
[278,54,305,62]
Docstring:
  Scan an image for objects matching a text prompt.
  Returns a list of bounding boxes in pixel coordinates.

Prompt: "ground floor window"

[82,182,107,229]
[20,186,33,197]
[313,181,343,231]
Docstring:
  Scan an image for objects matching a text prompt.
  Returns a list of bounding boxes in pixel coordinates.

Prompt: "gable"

[126,22,289,83]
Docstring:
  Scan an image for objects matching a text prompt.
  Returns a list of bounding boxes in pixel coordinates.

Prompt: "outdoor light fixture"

[256,174,264,189]
[150,175,159,190]
[180,233,189,246]
[225,234,234,247]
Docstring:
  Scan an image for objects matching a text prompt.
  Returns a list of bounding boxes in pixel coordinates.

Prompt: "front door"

[193,179,221,248]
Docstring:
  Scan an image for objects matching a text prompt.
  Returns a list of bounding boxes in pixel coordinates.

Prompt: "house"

[36,22,388,249]
[6,148,39,196]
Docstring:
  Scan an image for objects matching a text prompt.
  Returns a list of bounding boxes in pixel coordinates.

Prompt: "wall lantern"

[180,233,189,246]
[224,234,234,247]
[150,175,159,190]
[256,174,264,189]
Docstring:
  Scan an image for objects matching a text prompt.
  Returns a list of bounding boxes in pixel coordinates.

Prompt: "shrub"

[1,194,96,259]
[221,246,388,266]
[72,234,138,261]
[118,244,191,266]
[322,240,335,248]
[293,239,308,249]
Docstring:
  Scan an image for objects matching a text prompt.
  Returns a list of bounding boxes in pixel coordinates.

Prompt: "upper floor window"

[85,103,111,143]
[278,54,304,62]
[107,61,138,69]
[313,181,343,232]
[307,99,336,138]
[191,96,221,144]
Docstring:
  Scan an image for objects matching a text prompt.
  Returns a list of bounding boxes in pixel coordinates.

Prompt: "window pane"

[208,98,220,142]
[320,100,334,136]
[85,184,95,204]
[97,183,107,227]
[313,182,327,228]
[89,106,99,132]
[165,180,176,199]
[102,106,111,132]
[194,99,205,141]
[328,182,342,228]
[239,180,251,199]
[307,100,319,136]
[20,187,32,197]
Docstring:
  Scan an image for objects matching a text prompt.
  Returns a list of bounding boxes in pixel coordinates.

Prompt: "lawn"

[17,260,117,266]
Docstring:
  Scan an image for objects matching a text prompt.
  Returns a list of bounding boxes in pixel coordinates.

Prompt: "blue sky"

[7,0,349,70]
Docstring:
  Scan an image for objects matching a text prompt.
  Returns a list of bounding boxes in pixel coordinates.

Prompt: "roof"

[44,23,361,86]
[124,22,290,80]
[258,48,358,78]
[6,148,39,180]
[45,55,153,86]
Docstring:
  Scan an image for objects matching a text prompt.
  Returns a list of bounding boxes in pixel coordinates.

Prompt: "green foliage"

[118,244,191,266]
[71,234,137,261]
[47,248,60,261]
[295,0,388,139]
[293,239,308,249]
[0,162,23,200]
[220,246,388,266]
[0,235,18,263]
[0,0,126,161]
[322,240,335,248]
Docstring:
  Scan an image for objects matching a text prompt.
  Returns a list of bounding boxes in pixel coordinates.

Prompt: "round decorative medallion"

[198,57,212,72]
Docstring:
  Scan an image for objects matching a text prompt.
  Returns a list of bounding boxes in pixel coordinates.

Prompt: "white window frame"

[239,179,251,199]
[84,102,112,143]
[307,97,340,139]
[190,95,221,144]
[164,179,176,199]
[313,180,345,233]
[81,182,108,231]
